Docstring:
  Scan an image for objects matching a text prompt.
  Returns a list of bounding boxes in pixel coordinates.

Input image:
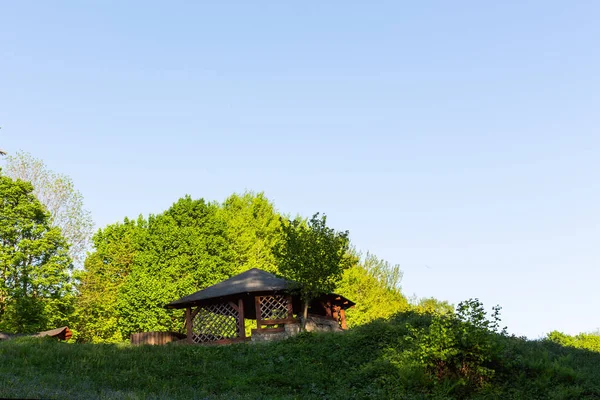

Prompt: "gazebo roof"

[165,268,294,309]
[165,268,355,310]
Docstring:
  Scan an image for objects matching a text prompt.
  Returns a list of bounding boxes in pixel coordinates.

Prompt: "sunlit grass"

[1,313,600,399]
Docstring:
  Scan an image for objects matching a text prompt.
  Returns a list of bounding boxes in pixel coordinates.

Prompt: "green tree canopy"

[75,193,426,342]
[74,217,143,342]
[275,213,354,329]
[77,196,235,341]
[220,192,282,274]
[336,253,410,327]
[116,196,234,338]
[0,172,73,333]
[3,151,94,266]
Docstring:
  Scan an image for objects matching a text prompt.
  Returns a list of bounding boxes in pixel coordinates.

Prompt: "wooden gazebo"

[165,268,354,345]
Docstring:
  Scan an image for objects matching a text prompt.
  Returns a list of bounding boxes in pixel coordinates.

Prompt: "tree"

[413,297,454,315]
[116,196,234,338]
[3,151,93,266]
[361,251,403,292]
[220,192,282,274]
[0,172,73,333]
[74,217,143,343]
[408,299,506,389]
[275,213,354,330]
[336,252,410,327]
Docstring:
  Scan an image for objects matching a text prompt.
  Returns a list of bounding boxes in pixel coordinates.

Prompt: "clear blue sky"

[1,1,598,339]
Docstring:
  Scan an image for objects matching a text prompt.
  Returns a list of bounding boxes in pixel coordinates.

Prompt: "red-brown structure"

[165,268,354,344]
[0,326,73,341]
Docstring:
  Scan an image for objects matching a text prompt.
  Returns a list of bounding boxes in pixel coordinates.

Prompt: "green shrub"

[407,299,506,394]
[547,330,600,353]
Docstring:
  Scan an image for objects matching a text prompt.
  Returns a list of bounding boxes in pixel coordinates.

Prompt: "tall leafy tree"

[74,217,143,343]
[3,151,94,266]
[116,196,234,338]
[413,297,454,315]
[74,191,432,342]
[361,252,403,292]
[275,213,354,330]
[220,192,282,274]
[0,172,73,333]
[336,253,410,327]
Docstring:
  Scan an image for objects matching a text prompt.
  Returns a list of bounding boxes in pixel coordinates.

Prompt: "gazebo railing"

[191,303,239,343]
[186,299,245,344]
[183,293,349,344]
[255,295,295,330]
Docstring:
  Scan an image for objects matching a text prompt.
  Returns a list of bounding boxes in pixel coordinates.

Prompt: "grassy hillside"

[1,311,599,400]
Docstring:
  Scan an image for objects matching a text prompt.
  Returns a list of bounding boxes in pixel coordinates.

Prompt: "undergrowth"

[1,300,599,399]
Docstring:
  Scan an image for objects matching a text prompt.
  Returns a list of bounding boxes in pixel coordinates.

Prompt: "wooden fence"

[130,331,186,345]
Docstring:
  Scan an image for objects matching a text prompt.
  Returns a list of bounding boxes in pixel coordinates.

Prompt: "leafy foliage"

[76,196,234,341]
[2,303,600,399]
[413,297,455,315]
[74,218,143,343]
[76,191,452,342]
[3,151,93,266]
[274,213,354,326]
[117,196,233,338]
[0,172,73,333]
[407,299,507,394]
[219,192,282,274]
[547,330,600,353]
[336,253,410,327]
[361,251,404,292]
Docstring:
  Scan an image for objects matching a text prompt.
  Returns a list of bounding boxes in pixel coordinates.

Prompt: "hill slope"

[1,311,599,400]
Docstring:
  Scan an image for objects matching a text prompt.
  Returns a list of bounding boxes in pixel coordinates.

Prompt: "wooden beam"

[229,301,239,313]
[340,309,347,330]
[286,295,293,318]
[238,298,245,339]
[257,317,299,326]
[252,327,285,334]
[186,307,193,344]
[321,301,333,317]
[255,296,262,329]
[332,305,339,323]
[191,307,201,319]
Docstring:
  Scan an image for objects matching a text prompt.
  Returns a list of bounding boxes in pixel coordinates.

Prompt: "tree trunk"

[301,301,309,331]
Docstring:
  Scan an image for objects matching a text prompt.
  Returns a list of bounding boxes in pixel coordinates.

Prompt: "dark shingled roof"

[165,268,296,309]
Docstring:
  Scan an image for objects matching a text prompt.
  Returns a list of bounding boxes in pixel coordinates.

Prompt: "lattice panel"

[192,303,239,343]
[259,295,289,321]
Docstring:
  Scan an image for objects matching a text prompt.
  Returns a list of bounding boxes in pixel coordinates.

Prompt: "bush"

[407,299,506,394]
[547,330,600,353]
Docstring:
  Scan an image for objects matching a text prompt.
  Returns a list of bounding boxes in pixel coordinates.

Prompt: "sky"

[1,1,598,339]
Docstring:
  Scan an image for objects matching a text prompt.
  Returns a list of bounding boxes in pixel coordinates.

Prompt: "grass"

[1,312,600,400]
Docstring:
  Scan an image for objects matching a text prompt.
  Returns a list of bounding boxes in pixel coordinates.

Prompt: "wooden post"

[186,307,193,344]
[322,301,333,318]
[238,298,245,338]
[255,296,262,330]
[332,305,339,322]
[286,295,293,319]
[340,309,347,330]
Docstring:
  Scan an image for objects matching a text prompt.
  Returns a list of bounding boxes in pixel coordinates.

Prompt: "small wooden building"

[0,326,73,341]
[165,268,354,345]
